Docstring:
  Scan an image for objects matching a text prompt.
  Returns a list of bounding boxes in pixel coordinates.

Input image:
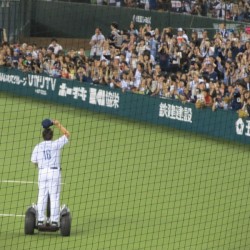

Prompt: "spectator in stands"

[131,61,144,92]
[241,95,250,116]
[153,28,161,43]
[61,66,69,79]
[17,55,25,71]
[157,42,171,72]
[3,15,250,115]
[115,71,130,92]
[191,0,202,15]
[0,52,6,67]
[245,74,250,92]
[200,0,209,16]
[137,74,149,94]
[212,90,229,111]
[100,41,111,62]
[190,31,201,47]
[157,0,171,12]
[20,42,27,55]
[48,38,63,55]
[200,30,209,46]
[230,3,240,21]
[123,0,136,8]
[89,27,105,60]
[202,89,213,107]
[203,59,218,82]
[127,21,138,36]
[149,0,157,10]
[228,79,246,111]
[218,23,229,40]
[213,0,230,19]
[136,38,147,56]
[237,0,247,21]
[176,28,189,45]
[109,22,123,49]
[11,48,19,68]
[151,73,164,96]
[147,33,157,58]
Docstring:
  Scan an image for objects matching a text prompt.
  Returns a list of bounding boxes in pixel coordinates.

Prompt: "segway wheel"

[60,213,71,236]
[24,210,36,235]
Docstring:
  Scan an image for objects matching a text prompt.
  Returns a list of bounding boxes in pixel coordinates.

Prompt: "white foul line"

[0,180,65,185]
[1,180,37,184]
[0,214,24,217]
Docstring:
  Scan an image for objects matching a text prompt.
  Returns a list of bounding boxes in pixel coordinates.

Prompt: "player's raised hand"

[53,120,70,138]
[53,120,59,126]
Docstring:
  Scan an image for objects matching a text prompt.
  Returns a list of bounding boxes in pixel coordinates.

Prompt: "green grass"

[0,92,250,250]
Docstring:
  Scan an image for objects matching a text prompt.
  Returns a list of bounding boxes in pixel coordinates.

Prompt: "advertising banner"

[0,68,248,145]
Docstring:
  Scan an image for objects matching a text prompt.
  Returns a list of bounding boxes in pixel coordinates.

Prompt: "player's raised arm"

[53,120,70,138]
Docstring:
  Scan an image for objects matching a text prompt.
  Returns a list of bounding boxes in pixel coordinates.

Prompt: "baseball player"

[31,119,70,228]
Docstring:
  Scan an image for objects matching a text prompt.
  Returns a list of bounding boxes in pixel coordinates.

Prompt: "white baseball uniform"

[31,135,69,223]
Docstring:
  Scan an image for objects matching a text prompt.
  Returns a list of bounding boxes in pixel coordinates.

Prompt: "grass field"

[0,92,250,250]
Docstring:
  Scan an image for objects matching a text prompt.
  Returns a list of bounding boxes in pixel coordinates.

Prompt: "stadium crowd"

[1,19,250,115]
[97,0,250,22]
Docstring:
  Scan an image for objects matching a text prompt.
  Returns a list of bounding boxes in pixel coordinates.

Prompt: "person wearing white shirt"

[48,38,63,55]
[89,27,105,59]
[132,62,144,91]
[31,120,70,228]
[115,72,130,92]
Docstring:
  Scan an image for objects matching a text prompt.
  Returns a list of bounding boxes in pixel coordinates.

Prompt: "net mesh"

[1,91,250,249]
[0,1,250,250]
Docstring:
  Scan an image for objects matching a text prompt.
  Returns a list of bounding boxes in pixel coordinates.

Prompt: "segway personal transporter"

[24,195,72,236]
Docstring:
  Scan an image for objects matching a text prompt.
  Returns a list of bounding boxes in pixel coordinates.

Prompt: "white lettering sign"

[58,84,119,109]
[0,71,120,109]
[89,88,119,108]
[132,15,151,24]
[28,75,56,91]
[159,103,192,123]
[58,83,87,101]
[0,72,59,96]
[236,118,250,136]
[0,73,26,85]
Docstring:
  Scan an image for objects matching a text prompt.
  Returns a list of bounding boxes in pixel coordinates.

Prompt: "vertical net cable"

[0,1,250,250]
[1,89,250,249]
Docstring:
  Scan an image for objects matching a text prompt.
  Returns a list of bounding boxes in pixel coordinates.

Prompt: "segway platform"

[24,202,72,236]
[37,223,59,232]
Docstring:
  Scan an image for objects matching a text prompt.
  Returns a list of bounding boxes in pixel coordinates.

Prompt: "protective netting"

[0,0,250,249]
[0,91,250,249]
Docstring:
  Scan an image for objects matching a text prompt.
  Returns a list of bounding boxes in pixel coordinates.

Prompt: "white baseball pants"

[37,168,61,223]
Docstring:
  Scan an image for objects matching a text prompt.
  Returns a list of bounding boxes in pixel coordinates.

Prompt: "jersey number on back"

[43,150,51,160]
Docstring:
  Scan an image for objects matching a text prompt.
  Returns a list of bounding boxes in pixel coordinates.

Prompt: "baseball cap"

[177,28,183,32]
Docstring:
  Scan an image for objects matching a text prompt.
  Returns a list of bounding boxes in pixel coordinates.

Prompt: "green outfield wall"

[2,1,246,43]
[30,1,245,39]
[0,68,249,145]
